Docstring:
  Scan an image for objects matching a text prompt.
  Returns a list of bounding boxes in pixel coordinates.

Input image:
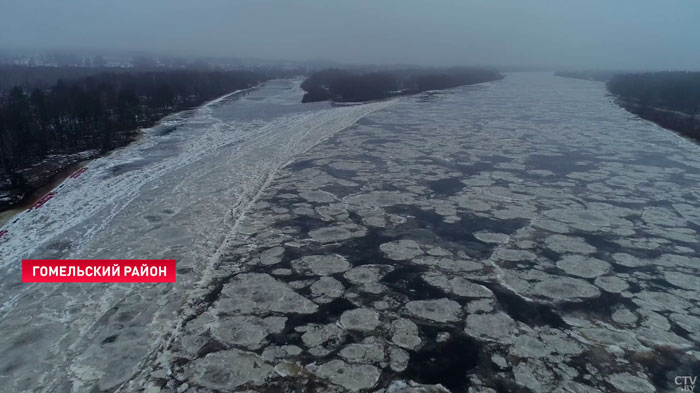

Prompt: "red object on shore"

[29,192,56,211]
[0,230,7,239]
[69,167,88,179]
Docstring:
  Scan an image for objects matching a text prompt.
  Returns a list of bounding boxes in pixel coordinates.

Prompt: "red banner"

[22,259,176,283]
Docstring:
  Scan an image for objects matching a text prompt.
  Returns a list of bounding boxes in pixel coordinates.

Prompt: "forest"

[607,72,700,140]
[607,72,700,115]
[0,69,269,197]
[301,67,503,103]
[0,65,130,93]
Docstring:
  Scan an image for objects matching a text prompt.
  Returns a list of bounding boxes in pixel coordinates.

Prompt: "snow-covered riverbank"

[0,79,393,392]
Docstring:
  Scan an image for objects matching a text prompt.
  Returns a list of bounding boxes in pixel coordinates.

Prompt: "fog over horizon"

[1,0,700,70]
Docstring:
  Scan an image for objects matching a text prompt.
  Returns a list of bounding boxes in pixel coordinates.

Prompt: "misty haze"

[0,1,699,393]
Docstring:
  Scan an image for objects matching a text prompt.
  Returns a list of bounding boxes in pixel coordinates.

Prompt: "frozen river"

[1,73,699,392]
[0,79,391,392]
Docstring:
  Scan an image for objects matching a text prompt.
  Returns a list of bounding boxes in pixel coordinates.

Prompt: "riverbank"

[606,72,700,142]
[556,71,700,141]
[0,85,259,215]
[0,158,90,227]
[0,69,270,213]
[1,148,117,213]
[614,99,700,142]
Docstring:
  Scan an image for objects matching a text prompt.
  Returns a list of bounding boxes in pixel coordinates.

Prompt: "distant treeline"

[0,70,268,187]
[0,65,126,94]
[607,72,700,141]
[301,68,503,103]
[607,72,700,115]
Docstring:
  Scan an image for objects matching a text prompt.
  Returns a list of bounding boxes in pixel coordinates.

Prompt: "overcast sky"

[1,0,699,69]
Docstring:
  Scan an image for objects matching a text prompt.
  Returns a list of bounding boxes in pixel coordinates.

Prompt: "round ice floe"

[580,328,642,348]
[186,349,274,390]
[632,291,693,313]
[380,239,423,260]
[344,264,392,284]
[338,342,385,364]
[391,318,420,339]
[453,196,491,212]
[340,308,381,332]
[392,333,422,350]
[274,361,304,377]
[405,298,462,323]
[301,324,344,348]
[657,253,700,269]
[211,316,286,349]
[642,207,686,227]
[556,255,611,278]
[664,271,700,291]
[532,277,601,301]
[539,331,584,355]
[373,300,390,310]
[314,360,381,391]
[345,191,415,207]
[427,247,452,256]
[299,190,337,203]
[262,345,303,362]
[384,381,450,393]
[544,208,610,231]
[495,206,538,220]
[291,254,350,276]
[413,256,482,272]
[310,277,345,302]
[511,335,549,358]
[606,373,655,393]
[611,252,651,268]
[673,203,700,226]
[615,237,669,251]
[544,235,596,254]
[259,246,284,265]
[316,204,349,221]
[466,298,497,314]
[308,224,366,243]
[465,312,517,341]
[474,231,511,244]
[513,359,556,392]
[612,309,638,325]
[218,273,318,314]
[492,248,537,263]
[329,160,372,171]
[669,312,700,334]
[389,348,410,372]
[359,212,387,228]
[594,275,630,293]
[422,272,493,298]
[532,218,570,234]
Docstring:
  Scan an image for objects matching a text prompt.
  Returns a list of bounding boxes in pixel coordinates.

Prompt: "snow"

[0,79,393,392]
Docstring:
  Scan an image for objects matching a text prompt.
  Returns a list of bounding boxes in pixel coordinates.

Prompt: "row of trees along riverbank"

[0,69,269,193]
[606,72,700,141]
[301,67,504,103]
